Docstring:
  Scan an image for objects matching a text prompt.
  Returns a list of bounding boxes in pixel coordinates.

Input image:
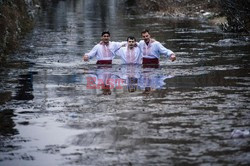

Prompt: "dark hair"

[141,29,150,35]
[101,31,110,36]
[127,36,136,41]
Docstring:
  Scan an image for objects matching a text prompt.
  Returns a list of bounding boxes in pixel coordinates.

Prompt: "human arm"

[82,45,98,61]
[157,42,176,61]
[113,41,127,52]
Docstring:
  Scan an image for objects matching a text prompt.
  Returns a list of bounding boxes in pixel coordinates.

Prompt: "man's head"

[141,29,151,44]
[127,36,136,49]
[101,31,110,44]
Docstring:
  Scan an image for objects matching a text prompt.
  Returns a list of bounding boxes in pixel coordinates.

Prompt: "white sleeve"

[157,42,174,58]
[113,41,127,52]
[115,48,122,57]
[138,40,144,49]
[86,45,98,59]
[137,47,143,64]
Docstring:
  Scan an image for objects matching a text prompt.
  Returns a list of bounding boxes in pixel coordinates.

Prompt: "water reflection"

[0,109,18,137]
[0,109,20,160]
[0,0,249,165]
[83,64,172,95]
[85,65,120,95]
[13,72,35,101]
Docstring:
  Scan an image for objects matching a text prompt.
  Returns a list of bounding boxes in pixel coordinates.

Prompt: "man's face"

[141,32,151,43]
[101,34,110,44]
[127,39,136,48]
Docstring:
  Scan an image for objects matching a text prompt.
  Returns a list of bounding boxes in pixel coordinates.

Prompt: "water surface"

[0,0,250,165]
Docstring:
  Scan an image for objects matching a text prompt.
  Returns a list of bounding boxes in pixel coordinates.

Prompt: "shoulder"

[94,43,101,47]
[152,41,163,47]
[89,44,101,50]
[138,40,144,47]
[152,40,160,45]
[138,40,144,44]
[120,46,127,51]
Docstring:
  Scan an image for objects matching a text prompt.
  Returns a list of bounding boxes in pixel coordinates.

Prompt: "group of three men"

[83,29,176,65]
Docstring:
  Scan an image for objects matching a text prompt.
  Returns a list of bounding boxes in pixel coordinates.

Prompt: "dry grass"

[135,0,220,16]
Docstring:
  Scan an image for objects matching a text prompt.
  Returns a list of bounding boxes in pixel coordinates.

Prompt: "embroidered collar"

[145,39,155,46]
[100,41,109,46]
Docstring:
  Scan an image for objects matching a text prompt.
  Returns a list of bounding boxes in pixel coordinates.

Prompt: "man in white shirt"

[139,29,176,66]
[115,36,142,64]
[83,31,124,64]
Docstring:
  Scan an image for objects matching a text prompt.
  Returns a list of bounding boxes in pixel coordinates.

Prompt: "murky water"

[1,0,250,165]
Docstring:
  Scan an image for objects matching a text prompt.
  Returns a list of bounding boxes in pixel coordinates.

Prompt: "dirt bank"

[129,0,249,33]
[0,0,41,64]
[131,0,219,16]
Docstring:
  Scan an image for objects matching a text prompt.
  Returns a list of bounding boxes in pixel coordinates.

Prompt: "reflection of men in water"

[115,36,142,64]
[83,31,124,64]
[138,68,172,94]
[86,67,124,95]
[117,65,141,93]
[86,70,113,95]
[139,29,176,66]
[14,73,34,101]
[127,76,138,92]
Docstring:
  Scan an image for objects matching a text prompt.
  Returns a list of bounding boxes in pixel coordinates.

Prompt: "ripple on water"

[0,0,250,165]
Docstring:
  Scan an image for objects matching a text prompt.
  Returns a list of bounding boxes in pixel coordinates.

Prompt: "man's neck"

[101,41,109,45]
[145,39,150,45]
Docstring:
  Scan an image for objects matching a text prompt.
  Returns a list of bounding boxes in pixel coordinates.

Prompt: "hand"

[83,54,89,61]
[170,54,176,62]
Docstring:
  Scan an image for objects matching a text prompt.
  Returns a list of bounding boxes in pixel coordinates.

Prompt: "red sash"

[96,60,112,64]
[142,58,159,68]
[142,58,159,64]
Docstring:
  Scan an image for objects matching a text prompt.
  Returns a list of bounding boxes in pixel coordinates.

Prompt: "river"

[0,0,250,165]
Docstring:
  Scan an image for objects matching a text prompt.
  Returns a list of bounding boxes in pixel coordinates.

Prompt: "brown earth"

[0,0,41,64]
[130,0,249,33]
[133,0,221,17]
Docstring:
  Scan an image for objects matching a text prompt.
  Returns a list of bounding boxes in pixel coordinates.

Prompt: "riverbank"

[0,0,41,64]
[129,0,249,33]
